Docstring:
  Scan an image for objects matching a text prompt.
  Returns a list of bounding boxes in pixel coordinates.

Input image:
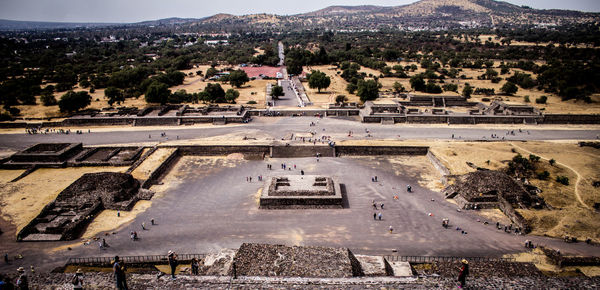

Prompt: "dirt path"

[510,142,591,210]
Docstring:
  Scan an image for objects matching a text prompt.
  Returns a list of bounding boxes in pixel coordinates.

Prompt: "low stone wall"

[336,146,428,156]
[542,114,600,124]
[134,117,179,126]
[141,148,181,189]
[271,145,334,158]
[176,145,269,157]
[497,195,530,233]
[426,151,450,176]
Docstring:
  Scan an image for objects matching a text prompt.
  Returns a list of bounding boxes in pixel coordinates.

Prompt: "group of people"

[26,127,89,135]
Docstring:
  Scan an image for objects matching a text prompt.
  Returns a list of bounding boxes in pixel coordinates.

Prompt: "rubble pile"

[413,261,543,278]
[230,243,363,277]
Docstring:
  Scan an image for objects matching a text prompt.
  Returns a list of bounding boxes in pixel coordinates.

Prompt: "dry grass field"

[0,167,127,233]
[428,141,600,243]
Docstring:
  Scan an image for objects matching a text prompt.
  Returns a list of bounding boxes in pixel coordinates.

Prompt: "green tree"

[206,67,218,78]
[144,82,171,104]
[41,91,57,106]
[58,91,91,113]
[204,83,226,103]
[462,83,473,99]
[104,86,124,106]
[271,85,284,99]
[357,79,381,102]
[393,81,405,94]
[335,95,348,104]
[225,89,240,103]
[410,75,426,92]
[307,70,331,93]
[286,59,303,76]
[501,81,518,95]
[228,70,249,88]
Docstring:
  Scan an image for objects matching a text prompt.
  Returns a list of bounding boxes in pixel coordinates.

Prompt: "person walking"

[16,267,28,290]
[378,212,382,220]
[457,259,469,288]
[389,226,393,234]
[373,213,376,220]
[168,251,178,280]
[71,268,84,290]
[113,256,128,290]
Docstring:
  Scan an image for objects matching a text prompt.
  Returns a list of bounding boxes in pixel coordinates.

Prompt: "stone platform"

[259,175,343,209]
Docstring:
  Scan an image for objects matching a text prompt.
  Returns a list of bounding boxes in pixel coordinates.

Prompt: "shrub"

[246,100,257,104]
[556,176,569,185]
[537,171,550,180]
[536,96,547,104]
[549,159,556,166]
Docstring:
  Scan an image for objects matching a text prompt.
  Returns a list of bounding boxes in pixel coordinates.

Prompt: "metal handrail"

[383,255,515,263]
[67,253,206,265]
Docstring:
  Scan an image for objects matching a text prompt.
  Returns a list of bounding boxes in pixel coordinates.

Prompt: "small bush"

[556,176,569,185]
[537,171,550,180]
[529,154,541,162]
[536,96,547,104]
[524,96,530,103]
[246,100,257,104]
[549,159,556,166]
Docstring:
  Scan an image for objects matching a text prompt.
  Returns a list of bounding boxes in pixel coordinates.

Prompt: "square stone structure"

[260,175,343,209]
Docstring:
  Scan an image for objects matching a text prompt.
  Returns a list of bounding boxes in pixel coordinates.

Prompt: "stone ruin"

[444,170,545,232]
[1,143,143,169]
[18,172,153,241]
[230,243,363,277]
[259,175,343,209]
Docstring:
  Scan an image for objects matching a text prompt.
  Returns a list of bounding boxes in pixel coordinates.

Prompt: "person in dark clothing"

[191,258,199,275]
[458,259,469,288]
[113,256,128,290]
[16,267,28,290]
[168,251,178,280]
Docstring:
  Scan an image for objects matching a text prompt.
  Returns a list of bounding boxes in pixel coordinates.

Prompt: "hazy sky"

[0,0,598,23]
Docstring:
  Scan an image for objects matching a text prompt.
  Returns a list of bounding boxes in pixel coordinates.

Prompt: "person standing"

[457,259,469,288]
[191,258,199,275]
[16,267,28,290]
[72,268,84,290]
[113,256,128,290]
[168,251,178,280]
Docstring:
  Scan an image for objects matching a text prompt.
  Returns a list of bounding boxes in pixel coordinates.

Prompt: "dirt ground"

[0,166,127,233]
[303,65,361,106]
[82,200,153,239]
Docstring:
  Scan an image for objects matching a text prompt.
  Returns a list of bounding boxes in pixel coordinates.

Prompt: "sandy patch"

[82,200,153,239]
[131,148,177,180]
[0,169,25,183]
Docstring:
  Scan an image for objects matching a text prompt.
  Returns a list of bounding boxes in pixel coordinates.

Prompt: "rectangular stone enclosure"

[260,175,343,209]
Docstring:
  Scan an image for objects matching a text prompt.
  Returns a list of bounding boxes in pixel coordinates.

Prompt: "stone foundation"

[260,176,343,209]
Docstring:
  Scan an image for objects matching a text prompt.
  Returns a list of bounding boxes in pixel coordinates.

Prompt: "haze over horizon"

[0,0,599,23]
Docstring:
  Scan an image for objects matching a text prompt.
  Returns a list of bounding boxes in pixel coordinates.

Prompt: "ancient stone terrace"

[17,172,151,241]
[486,100,541,116]
[1,143,143,169]
[260,175,343,208]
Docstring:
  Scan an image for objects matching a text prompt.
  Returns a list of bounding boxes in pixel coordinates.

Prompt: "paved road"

[278,41,285,66]
[0,117,598,151]
[273,80,300,107]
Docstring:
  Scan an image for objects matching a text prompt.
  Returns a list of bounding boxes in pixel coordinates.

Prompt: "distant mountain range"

[1,0,598,31]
